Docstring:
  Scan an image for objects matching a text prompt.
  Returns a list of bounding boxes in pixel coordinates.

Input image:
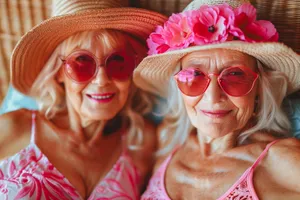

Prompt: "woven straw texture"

[253,0,300,53]
[184,0,250,10]
[0,0,52,103]
[1,0,300,103]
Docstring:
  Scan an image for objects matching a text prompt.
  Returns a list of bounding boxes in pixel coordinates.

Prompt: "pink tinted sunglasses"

[174,66,259,97]
[61,49,136,83]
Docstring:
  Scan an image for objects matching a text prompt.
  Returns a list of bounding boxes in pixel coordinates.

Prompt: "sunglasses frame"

[60,48,137,84]
[174,65,259,97]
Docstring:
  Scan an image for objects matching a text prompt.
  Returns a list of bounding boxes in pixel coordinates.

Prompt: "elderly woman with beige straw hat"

[0,0,167,199]
[134,0,300,199]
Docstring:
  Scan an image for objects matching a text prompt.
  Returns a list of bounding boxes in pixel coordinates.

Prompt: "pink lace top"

[0,112,140,200]
[142,140,278,200]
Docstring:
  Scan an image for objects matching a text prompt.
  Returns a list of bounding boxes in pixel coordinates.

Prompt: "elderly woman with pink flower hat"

[0,0,167,199]
[134,0,300,199]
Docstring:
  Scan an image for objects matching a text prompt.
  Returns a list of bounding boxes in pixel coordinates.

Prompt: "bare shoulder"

[0,109,33,160]
[266,138,300,192]
[269,138,300,156]
[0,109,33,138]
[267,138,300,168]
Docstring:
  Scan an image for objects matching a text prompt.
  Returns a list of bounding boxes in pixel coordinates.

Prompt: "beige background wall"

[0,0,299,104]
[0,0,52,102]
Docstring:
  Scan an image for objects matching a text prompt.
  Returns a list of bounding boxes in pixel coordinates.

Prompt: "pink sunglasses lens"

[65,53,97,83]
[219,66,257,96]
[65,51,135,83]
[175,68,210,96]
[105,51,135,81]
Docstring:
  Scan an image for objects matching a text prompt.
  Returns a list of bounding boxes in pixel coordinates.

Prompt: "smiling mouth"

[87,93,115,103]
[201,110,232,118]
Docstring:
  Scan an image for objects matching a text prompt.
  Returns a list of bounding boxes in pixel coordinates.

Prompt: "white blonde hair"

[156,61,291,155]
[30,29,154,149]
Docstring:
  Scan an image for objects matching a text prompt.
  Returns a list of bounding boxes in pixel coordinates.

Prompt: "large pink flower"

[147,26,170,55]
[147,12,194,55]
[230,3,278,42]
[166,12,195,48]
[192,4,235,45]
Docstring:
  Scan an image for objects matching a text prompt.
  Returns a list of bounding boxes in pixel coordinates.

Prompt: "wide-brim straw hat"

[11,0,167,95]
[134,0,300,98]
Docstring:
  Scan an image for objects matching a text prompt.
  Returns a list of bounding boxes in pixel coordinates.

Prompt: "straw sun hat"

[10,0,167,95]
[134,0,300,98]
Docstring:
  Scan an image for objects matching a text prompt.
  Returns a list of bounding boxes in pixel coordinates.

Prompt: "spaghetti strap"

[159,146,179,175]
[30,111,37,144]
[250,140,279,169]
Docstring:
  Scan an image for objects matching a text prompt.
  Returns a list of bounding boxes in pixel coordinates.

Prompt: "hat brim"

[11,7,167,95]
[134,41,300,98]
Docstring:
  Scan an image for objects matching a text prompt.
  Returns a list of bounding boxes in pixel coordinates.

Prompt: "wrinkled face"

[179,49,258,138]
[58,37,136,121]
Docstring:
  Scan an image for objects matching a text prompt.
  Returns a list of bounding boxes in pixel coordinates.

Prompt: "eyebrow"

[223,60,250,66]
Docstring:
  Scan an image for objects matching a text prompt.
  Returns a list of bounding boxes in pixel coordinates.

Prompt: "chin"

[195,124,232,138]
[82,110,119,121]
[199,130,227,138]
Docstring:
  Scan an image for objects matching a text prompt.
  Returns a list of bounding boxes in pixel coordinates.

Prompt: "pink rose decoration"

[192,4,235,45]
[230,3,278,42]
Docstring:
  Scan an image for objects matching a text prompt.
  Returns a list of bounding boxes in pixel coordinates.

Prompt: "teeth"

[90,95,113,99]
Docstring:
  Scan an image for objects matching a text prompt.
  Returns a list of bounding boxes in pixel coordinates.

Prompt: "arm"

[0,109,32,161]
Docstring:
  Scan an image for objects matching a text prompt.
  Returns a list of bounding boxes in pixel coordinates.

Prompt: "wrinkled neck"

[196,130,239,157]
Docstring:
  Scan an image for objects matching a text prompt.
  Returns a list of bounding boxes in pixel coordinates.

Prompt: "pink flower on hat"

[147,12,194,54]
[230,3,278,42]
[192,4,234,45]
[147,3,279,55]
[147,26,171,55]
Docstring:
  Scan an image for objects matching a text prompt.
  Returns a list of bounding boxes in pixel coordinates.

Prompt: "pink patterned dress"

[0,112,140,200]
[141,140,279,200]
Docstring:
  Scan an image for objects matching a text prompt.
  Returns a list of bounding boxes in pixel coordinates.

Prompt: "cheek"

[231,82,258,121]
[114,80,131,101]
[231,96,255,125]
[65,79,86,94]
[182,94,202,114]
[115,80,131,91]
[61,71,87,93]
[64,79,87,106]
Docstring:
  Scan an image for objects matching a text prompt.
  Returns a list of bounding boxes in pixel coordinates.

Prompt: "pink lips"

[201,110,231,118]
[87,93,115,103]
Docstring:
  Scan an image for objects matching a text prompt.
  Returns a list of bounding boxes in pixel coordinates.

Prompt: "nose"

[90,67,112,86]
[202,75,224,103]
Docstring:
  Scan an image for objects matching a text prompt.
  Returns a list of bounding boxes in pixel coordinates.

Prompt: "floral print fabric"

[0,138,140,200]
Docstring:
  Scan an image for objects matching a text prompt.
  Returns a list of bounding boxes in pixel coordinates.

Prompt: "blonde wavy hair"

[156,60,291,155]
[30,30,155,149]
